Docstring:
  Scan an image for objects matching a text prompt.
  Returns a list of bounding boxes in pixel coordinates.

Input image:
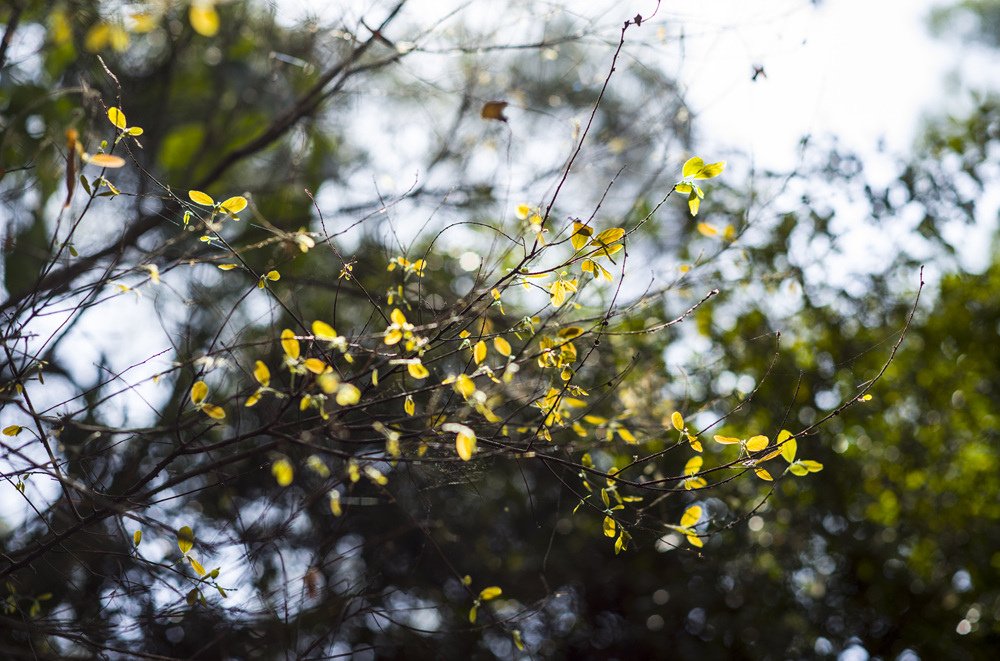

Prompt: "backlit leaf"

[188,556,207,576]
[219,196,247,214]
[188,190,215,206]
[800,459,824,473]
[253,360,270,386]
[778,430,797,463]
[746,435,769,452]
[680,505,702,528]
[304,358,326,374]
[336,383,361,406]
[272,458,294,487]
[280,329,300,360]
[177,526,194,555]
[493,336,512,356]
[201,404,226,420]
[671,411,684,431]
[107,107,127,130]
[312,320,338,341]
[85,153,126,168]
[456,429,476,461]
[189,3,220,37]
[479,586,502,601]
[603,516,616,538]
[407,361,429,379]
[190,381,208,405]
[682,156,704,178]
[713,435,740,445]
[473,340,487,364]
[754,468,773,481]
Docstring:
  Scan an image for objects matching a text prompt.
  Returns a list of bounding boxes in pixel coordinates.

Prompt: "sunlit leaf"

[682,156,704,178]
[190,381,208,405]
[2,425,23,436]
[188,190,215,206]
[407,361,429,379]
[684,455,703,475]
[253,360,270,386]
[404,395,415,416]
[493,336,512,357]
[312,320,338,341]
[219,196,247,214]
[85,153,126,168]
[177,526,194,555]
[473,340,487,364]
[336,383,361,406]
[680,505,702,528]
[713,435,740,445]
[189,3,220,37]
[304,358,326,374]
[329,490,342,516]
[479,586,502,601]
[455,374,476,398]
[272,458,294,487]
[789,463,809,476]
[603,516,616,538]
[107,107,127,130]
[671,411,684,431]
[697,222,719,237]
[201,404,226,420]
[456,430,475,461]
[746,435,769,452]
[799,459,824,473]
[188,556,207,577]
[468,605,478,624]
[280,329,300,360]
[754,468,773,481]
[686,534,704,548]
[778,430,797,463]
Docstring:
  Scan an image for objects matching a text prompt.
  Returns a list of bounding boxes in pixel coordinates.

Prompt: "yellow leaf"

[468,605,478,624]
[201,404,226,420]
[570,222,593,250]
[617,427,637,444]
[671,411,684,431]
[336,383,361,406]
[404,395,415,416]
[603,516,616,538]
[127,126,144,136]
[479,586,502,601]
[317,372,340,394]
[493,336,512,357]
[177,526,194,554]
[190,381,208,405]
[188,556,207,576]
[682,156,704,178]
[304,358,326,374]
[2,425,22,436]
[557,326,584,340]
[456,430,476,461]
[189,3,220,37]
[800,459,824,473]
[245,391,261,407]
[220,196,247,214]
[312,320,338,341]
[265,270,280,282]
[407,362,429,379]
[133,530,142,546]
[754,468,773,481]
[686,534,704,548]
[384,329,402,345]
[713,435,740,445]
[688,193,701,216]
[455,374,476,399]
[592,227,625,245]
[680,505,702,528]
[512,630,524,651]
[684,456,703,475]
[218,264,238,270]
[473,340,487,365]
[329,491,342,516]
[390,308,407,326]
[746,435,769,452]
[789,463,809,477]
[85,153,126,168]
[697,222,719,238]
[188,190,215,206]
[778,430,797,463]
[280,329,300,360]
[253,360,270,386]
[272,458,294,487]
[694,160,725,179]
[107,107,127,130]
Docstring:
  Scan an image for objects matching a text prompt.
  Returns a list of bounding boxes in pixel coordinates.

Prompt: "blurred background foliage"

[1,1,999,659]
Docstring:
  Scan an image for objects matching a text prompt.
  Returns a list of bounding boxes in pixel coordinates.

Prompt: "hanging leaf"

[107,107,127,130]
[671,411,684,431]
[189,3,220,37]
[177,526,195,555]
[272,458,294,487]
[473,340,487,365]
[190,381,208,405]
[280,329,300,360]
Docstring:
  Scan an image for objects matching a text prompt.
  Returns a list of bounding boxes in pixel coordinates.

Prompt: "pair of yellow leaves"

[188,189,248,215]
[190,381,225,420]
[177,525,208,577]
[468,585,502,623]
